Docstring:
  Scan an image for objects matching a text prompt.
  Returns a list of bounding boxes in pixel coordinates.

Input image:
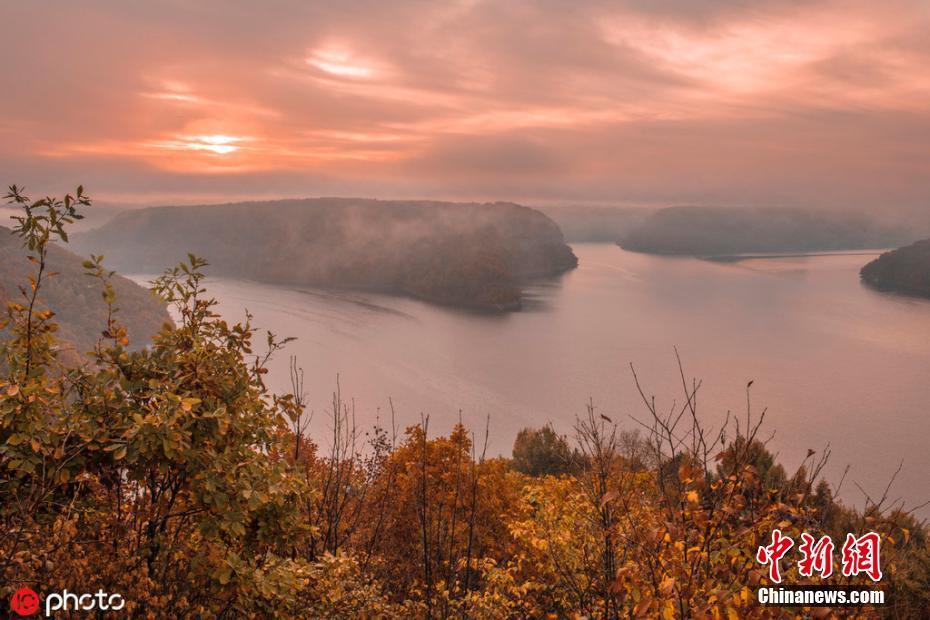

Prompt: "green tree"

[511,425,576,476]
[0,186,316,616]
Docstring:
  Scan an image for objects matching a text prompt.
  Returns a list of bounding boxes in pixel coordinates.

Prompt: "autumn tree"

[511,424,577,477]
[2,184,928,618]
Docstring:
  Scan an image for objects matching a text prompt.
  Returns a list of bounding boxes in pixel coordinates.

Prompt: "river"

[133,244,930,515]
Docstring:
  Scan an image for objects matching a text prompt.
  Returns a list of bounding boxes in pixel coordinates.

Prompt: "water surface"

[134,244,930,515]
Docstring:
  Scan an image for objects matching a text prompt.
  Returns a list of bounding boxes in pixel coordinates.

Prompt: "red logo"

[756,529,794,583]
[842,532,883,582]
[756,529,883,584]
[10,587,40,616]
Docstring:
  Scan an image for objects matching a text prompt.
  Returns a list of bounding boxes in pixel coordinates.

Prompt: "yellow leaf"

[600,490,618,509]
[659,576,676,596]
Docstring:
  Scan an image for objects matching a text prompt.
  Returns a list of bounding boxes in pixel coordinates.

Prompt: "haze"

[2,0,929,212]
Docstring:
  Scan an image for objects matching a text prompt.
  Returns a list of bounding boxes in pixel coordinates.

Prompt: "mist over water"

[133,244,930,516]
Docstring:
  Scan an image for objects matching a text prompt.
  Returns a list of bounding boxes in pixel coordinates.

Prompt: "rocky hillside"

[0,226,169,356]
[74,199,578,311]
[860,239,930,297]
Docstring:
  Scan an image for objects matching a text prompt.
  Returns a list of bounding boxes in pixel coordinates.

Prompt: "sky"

[1,0,929,210]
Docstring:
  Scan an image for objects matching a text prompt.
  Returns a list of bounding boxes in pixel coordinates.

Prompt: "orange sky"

[1,0,929,210]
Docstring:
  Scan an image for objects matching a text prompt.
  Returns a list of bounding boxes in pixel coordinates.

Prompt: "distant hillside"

[860,240,930,297]
[620,206,910,256]
[0,202,138,233]
[0,226,169,356]
[74,199,578,311]
[537,206,654,243]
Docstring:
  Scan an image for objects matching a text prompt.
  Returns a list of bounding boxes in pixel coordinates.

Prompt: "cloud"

[1,0,928,210]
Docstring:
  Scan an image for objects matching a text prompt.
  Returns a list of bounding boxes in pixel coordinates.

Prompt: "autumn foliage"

[1,187,928,618]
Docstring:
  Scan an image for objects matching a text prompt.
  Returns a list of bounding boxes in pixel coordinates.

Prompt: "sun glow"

[165,134,247,155]
[306,49,374,78]
[144,91,202,104]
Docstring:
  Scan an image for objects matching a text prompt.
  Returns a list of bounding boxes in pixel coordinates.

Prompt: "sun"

[181,134,244,154]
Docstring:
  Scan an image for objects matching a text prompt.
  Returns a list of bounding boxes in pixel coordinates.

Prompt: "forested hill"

[0,226,169,356]
[537,205,654,242]
[860,239,930,297]
[73,199,578,311]
[620,206,911,256]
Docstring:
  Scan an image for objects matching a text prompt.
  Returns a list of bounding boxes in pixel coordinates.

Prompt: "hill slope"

[74,199,578,311]
[620,206,908,256]
[860,239,930,297]
[538,206,654,243]
[0,226,169,355]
